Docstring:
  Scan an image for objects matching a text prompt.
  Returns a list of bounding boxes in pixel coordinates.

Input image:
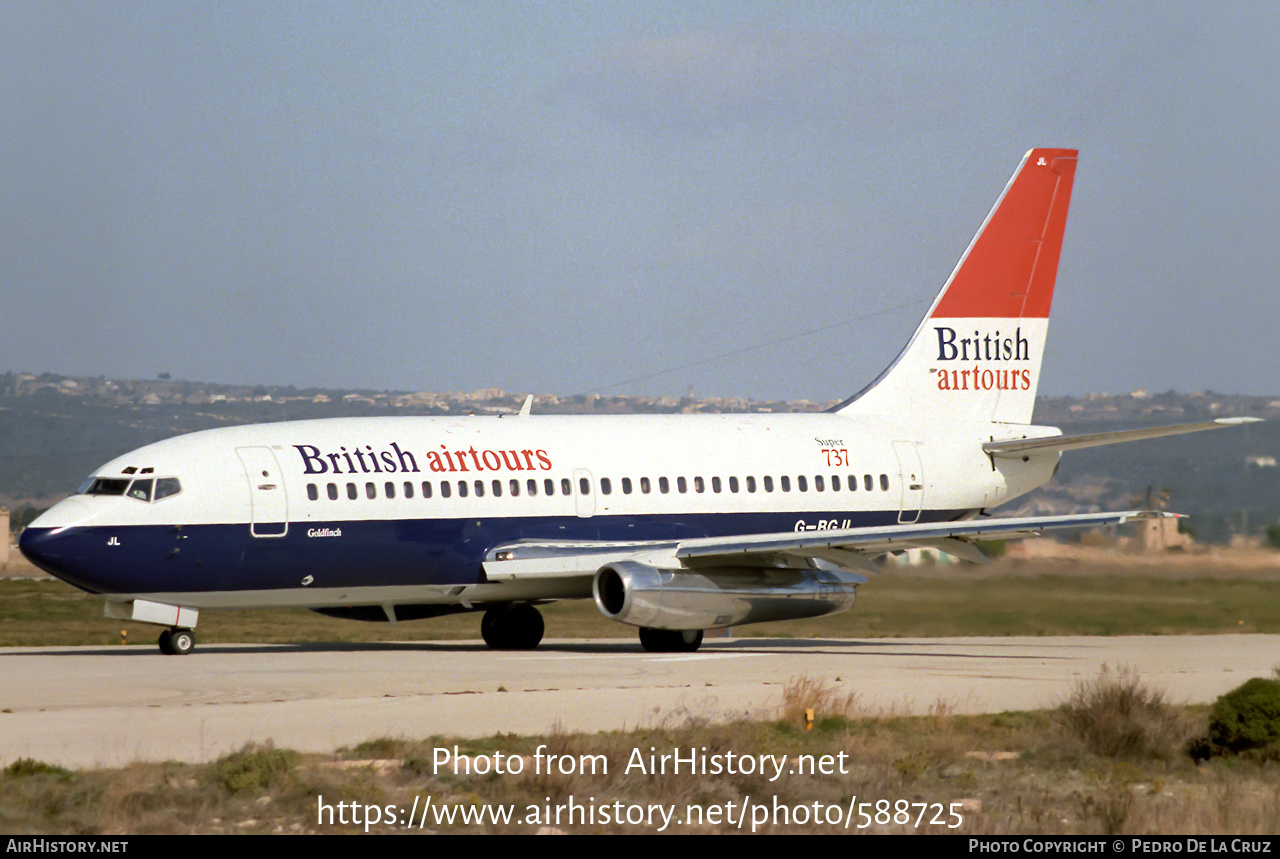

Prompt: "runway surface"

[3,635,1277,769]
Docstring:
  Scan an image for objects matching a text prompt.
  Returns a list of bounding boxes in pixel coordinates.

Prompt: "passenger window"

[458,481,468,498]
[659,477,670,494]
[154,478,182,501]
[422,481,433,498]
[677,477,687,493]
[729,476,739,493]
[711,476,721,493]
[694,476,704,493]
[746,476,756,493]
[797,476,808,492]
[831,475,841,491]
[327,483,338,501]
[601,478,611,495]
[127,479,153,502]
[527,479,537,496]
[640,477,651,494]
[780,476,791,492]
[404,482,414,499]
[474,480,484,497]
[561,478,571,495]
[814,475,824,491]
[880,474,890,491]
[307,483,318,501]
[385,482,395,499]
[491,480,502,497]
[579,477,590,495]
[544,479,554,495]
[440,481,451,498]
[622,477,632,494]
[366,482,376,499]
[864,474,873,491]
[347,483,358,500]
[510,479,520,496]
[849,474,857,491]
[763,476,773,492]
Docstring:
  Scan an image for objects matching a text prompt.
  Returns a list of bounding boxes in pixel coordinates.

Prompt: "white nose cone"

[28,495,100,532]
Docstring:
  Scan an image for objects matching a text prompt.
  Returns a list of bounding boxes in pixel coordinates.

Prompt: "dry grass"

[6,679,1280,834]
[1057,665,1193,761]
[778,675,863,727]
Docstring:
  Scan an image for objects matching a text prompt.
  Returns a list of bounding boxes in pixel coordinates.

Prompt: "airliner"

[19,148,1258,655]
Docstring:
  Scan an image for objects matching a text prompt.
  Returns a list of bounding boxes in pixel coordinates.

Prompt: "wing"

[984,417,1260,457]
[482,510,1172,580]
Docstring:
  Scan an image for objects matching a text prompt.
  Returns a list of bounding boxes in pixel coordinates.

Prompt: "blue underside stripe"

[22,508,968,596]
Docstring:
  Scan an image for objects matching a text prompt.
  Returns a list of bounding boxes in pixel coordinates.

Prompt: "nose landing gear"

[158,627,195,655]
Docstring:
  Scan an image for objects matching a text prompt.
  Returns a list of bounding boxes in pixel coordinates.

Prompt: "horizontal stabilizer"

[984,417,1261,457]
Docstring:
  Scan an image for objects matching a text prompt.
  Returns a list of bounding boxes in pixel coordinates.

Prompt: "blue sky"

[3,2,1277,401]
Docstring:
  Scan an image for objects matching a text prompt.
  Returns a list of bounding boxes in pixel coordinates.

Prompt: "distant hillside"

[3,372,1277,543]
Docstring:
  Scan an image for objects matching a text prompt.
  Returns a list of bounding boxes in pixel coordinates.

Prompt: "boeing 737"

[19,148,1258,655]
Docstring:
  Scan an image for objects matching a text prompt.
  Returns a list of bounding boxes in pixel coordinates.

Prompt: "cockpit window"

[84,478,130,496]
[154,478,182,500]
[81,476,181,501]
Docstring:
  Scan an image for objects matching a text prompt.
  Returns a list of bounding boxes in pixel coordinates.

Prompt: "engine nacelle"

[592,560,859,630]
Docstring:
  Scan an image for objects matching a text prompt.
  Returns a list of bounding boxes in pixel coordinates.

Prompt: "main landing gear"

[481,604,545,650]
[638,627,703,653]
[158,627,195,655]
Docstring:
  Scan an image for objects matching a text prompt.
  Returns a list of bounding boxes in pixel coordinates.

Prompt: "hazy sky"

[3,2,1277,402]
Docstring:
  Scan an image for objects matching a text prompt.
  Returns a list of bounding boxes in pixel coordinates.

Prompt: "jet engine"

[592,560,859,630]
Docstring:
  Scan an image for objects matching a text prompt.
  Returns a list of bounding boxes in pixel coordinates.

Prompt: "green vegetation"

[2,561,1280,648]
[206,743,299,795]
[1204,677,1280,760]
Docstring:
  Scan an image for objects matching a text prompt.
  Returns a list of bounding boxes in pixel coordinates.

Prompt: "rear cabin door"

[892,441,924,525]
[236,447,289,537]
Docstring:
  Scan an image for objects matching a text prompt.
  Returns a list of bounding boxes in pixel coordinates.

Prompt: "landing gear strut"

[481,604,544,650]
[158,627,195,655]
[638,627,703,653]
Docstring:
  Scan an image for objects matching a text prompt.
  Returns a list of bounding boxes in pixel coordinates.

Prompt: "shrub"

[1058,665,1187,760]
[205,742,298,794]
[5,758,71,780]
[1206,677,1280,760]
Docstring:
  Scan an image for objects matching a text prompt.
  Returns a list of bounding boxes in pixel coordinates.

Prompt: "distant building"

[1141,517,1193,551]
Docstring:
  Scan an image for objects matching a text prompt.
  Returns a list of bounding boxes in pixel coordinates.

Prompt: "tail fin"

[836,148,1078,425]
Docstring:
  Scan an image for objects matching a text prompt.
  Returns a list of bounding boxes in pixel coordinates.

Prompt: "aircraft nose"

[18,497,105,589]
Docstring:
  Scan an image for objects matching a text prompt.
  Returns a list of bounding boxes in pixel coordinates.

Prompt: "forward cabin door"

[236,447,289,537]
[892,441,924,524]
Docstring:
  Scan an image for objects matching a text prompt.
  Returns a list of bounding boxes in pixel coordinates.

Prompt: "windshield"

[80,476,181,501]
[83,478,129,496]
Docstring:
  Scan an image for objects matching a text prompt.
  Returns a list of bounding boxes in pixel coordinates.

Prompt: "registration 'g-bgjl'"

[20,149,1258,655]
